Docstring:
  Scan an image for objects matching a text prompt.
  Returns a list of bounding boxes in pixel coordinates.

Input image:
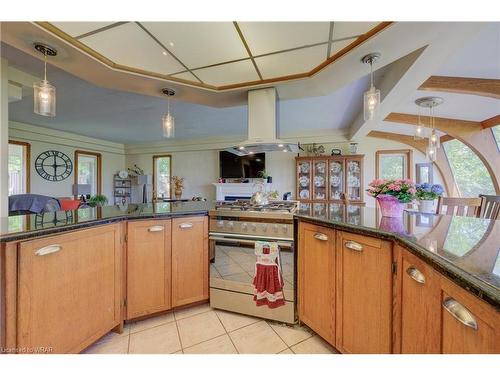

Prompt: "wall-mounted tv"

[219,151,265,179]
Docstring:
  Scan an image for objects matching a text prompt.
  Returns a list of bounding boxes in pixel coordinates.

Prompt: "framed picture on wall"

[416,163,433,184]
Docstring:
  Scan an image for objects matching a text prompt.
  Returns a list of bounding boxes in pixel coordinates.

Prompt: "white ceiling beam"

[349,22,488,140]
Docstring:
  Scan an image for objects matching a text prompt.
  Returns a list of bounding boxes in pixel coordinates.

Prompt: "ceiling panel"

[256,45,328,79]
[194,60,259,86]
[80,23,184,75]
[171,71,199,83]
[238,22,330,56]
[330,37,357,57]
[51,22,115,37]
[142,22,248,69]
[332,22,380,40]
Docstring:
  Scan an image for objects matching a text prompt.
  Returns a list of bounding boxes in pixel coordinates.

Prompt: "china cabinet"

[296,155,364,204]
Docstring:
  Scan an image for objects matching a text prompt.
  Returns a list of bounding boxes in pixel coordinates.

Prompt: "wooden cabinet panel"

[171,216,208,307]
[335,231,392,353]
[17,224,122,353]
[400,249,441,353]
[126,220,171,319]
[298,222,335,345]
[441,277,499,354]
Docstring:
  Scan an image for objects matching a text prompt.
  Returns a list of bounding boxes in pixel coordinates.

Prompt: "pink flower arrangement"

[367,178,416,203]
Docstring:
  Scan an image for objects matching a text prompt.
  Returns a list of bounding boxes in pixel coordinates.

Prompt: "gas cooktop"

[213,200,298,213]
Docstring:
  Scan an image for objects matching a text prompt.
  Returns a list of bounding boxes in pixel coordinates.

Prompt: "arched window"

[443,139,495,197]
[492,125,500,152]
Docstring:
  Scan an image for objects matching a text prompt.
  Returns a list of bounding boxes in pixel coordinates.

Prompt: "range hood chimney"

[231,87,298,155]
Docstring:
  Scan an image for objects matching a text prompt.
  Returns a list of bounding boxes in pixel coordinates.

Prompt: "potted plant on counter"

[367,179,416,217]
[171,176,185,199]
[258,170,272,183]
[415,183,444,213]
[88,194,108,207]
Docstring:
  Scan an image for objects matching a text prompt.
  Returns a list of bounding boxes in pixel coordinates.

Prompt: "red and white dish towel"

[252,241,285,309]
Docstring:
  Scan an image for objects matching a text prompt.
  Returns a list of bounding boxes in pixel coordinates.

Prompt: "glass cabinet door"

[298,203,311,215]
[346,205,362,225]
[328,159,344,201]
[346,159,362,201]
[329,203,345,222]
[313,203,327,219]
[297,160,312,201]
[312,160,327,201]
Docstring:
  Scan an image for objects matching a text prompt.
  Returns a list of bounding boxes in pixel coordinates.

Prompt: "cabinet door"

[297,159,312,201]
[312,159,328,201]
[127,220,171,319]
[336,231,392,353]
[17,224,122,353]
[400,249,441,353]
[298,222,335,345]
[441,278,499,354]
[171,216,208,307]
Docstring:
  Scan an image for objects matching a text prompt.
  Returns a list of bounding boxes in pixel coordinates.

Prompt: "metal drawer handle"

[345,241,363,252]
[179,222,193,229]
[35,244,62,256]
[406,266,426,284]
[443,297,478,330]
[148,225,164,232]
[314,233,328,241]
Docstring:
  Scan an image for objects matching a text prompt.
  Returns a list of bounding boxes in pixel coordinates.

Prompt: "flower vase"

[419,199,435,213]
[174,189,182,199]
[379,216,406,234]
[376,194,405,217]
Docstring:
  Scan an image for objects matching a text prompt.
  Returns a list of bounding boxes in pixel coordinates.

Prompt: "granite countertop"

[0,201,212,243]
[295,203,500,309]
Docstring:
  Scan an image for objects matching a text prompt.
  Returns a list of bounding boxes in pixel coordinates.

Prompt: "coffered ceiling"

[47,21,382,88]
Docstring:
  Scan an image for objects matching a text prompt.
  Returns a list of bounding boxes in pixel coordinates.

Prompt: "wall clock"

[35,150,73,182]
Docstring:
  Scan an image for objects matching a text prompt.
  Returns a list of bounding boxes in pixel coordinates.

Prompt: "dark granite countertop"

[0,201,212,243]
[295,203,500,309]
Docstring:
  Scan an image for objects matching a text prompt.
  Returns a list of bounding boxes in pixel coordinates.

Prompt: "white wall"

[9,121,126,202]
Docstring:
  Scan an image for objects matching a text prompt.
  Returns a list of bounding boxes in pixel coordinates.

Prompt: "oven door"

[208,233,296,323]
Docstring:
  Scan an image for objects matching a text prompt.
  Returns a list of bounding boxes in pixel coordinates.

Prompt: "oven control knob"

[217,220,224,228]
[241,223,248,231]
[273,224,279,233]
[251,223,257,232]
[261,224,268,232]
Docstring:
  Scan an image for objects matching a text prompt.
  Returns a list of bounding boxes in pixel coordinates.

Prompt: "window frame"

[491,125,500,152]
[375,149,413,180]
[8,140,31,194]
[153,154,172,199]
[74,150,102,198]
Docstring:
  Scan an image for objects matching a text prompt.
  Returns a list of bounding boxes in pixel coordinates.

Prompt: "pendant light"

[414,106,425,140]
[361,52,381,121]
[161,88,176,138]
[415,96,444,162]
[33,43,57,117]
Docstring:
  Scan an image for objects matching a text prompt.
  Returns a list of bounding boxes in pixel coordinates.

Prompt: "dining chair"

[436,196,482,217]
[478,194,500,219]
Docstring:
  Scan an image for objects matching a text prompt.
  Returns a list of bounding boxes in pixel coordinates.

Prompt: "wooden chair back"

[436,197,482,217]
[478,195,500,219]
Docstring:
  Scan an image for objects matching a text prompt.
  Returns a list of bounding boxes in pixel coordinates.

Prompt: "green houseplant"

[88,194,108,207]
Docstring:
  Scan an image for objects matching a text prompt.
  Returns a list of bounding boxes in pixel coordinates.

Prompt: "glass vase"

[376,194,405,217]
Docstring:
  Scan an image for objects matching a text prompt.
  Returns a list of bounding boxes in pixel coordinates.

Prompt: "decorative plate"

[299,163,310,173]
[118,170,129,179]
[348,162,360,173]
[299,190,310,199]
[330,175,341,187]
[315,163,326,174]
[330,162,342,173]
[299,176,309,187]
[314,176,324,187]
[348,176,360,187]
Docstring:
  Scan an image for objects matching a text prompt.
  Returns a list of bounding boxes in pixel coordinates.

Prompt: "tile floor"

[83,303,338,354]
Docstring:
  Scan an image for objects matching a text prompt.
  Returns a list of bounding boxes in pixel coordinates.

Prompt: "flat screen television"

[219,151,265,179]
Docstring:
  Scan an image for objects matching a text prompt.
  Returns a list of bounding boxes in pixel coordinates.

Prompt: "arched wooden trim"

[367,131,455,195]
[419,76,500,99]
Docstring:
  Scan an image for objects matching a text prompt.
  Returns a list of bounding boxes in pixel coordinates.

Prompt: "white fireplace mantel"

[213,183,273,201]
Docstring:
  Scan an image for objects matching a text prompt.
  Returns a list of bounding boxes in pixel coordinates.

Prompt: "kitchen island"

[295,204,499,353]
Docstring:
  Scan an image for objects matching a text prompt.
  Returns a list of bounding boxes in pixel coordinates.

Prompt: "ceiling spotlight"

[278,144,284,148]
[169,42,175,47]
[162,51,168,56]
[239,146,245,150]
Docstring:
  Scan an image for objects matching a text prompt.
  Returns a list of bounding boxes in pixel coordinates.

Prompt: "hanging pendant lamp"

[33,43,57,117]
[361,53,381,121]
[161,88,176,138]
[415,96,444,162]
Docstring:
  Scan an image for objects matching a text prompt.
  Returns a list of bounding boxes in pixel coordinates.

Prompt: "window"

[376,150,412,180]
[492,125,500,152]
[74,150,101,197]
[153,155,171,199]
[8,141,30,195]
[443,139,495,197]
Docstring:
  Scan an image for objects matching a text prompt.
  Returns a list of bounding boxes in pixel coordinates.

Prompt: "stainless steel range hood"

[231,88,298,155]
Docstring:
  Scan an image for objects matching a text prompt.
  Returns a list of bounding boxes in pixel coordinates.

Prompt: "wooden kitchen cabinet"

[399,247,441,353]
[17,224,122,353]
[126,220,171,319]
[440,277,499,354]
[171,216,209,307]
[335,231,393,353]
[298,222,336,346]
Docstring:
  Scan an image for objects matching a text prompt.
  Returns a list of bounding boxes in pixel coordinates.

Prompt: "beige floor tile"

[215,309,261,332]
[278,348,294,354]
[183,334,237,354]
[270,323,313,347]
[129,322,181,354]
[224,272,253,283]
[177,311,226,348]
[239,261,256,274]
[83,335,129,354]
[215,263,246,277]
[229,321,287,354]
[98,325,131,343]
[213,255,234,267]
[290,335,337,354]
[174,303,212,320]
[129,312,174,334]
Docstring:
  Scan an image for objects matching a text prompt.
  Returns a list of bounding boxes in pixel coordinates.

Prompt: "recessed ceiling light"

[162,51,168,56]
[239,146,245,150]
[283,149,288,152]
[249,151,254,155]
[169,41,175,47]
[278,144,284,148]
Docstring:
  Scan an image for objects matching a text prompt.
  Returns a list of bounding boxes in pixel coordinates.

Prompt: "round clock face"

[35,150,73,182]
